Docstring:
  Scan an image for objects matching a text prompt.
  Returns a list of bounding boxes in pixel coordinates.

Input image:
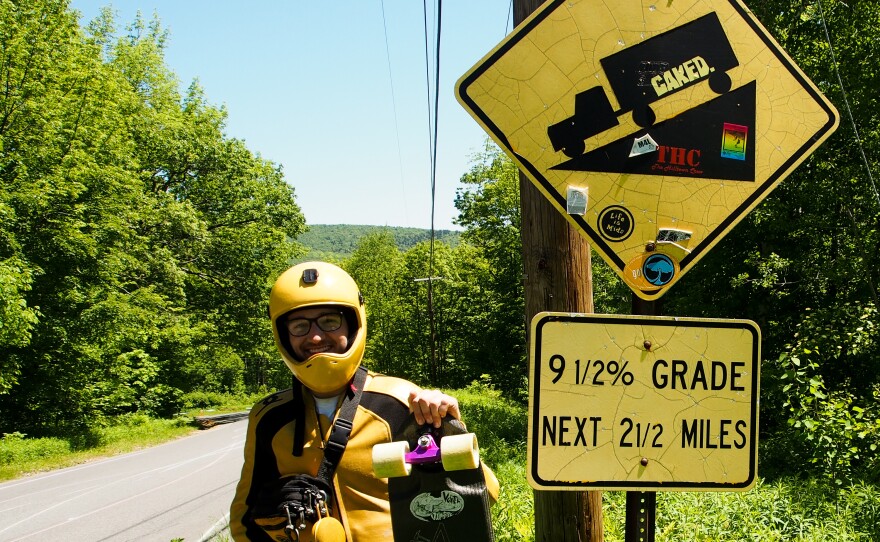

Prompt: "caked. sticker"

[410,490,465,522]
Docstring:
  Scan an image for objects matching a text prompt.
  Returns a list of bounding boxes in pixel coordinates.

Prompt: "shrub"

[769,303,880,485]
[0,432,70,466]
[141,384,184,418]
[452,377,528,467]
[182,391,227,409]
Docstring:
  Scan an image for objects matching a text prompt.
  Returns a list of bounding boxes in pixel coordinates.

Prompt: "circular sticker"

[598,206,634,242]
[643,253,675,286]
[623,252,680,293]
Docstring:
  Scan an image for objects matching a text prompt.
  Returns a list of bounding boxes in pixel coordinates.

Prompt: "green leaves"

[0,0,303,433]
[775,303,880,484]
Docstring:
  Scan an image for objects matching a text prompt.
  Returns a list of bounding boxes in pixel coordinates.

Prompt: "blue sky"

[70,1,515,231]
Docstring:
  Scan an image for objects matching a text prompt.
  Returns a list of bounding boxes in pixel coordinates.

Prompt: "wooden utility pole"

[513,2,603,541]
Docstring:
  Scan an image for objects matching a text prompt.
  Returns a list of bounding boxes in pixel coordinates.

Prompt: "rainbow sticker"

[721,123,748,161]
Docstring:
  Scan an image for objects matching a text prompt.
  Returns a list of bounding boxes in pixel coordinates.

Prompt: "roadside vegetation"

[0,391,258,481]
[460,383,880,541]
[3,383,878,540]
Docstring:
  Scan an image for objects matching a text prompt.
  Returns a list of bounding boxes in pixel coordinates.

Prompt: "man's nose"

[307,323,324,341]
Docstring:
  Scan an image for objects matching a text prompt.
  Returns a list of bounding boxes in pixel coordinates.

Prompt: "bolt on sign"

[456,0,839,300]
[528,313,760,490]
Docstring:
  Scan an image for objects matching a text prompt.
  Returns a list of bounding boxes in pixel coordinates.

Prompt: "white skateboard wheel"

[440,433,480,471]
[372,440,411,478]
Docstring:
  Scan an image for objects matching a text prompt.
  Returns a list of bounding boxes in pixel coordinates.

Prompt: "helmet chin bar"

[284,352,361,395]
[279,323,367,394]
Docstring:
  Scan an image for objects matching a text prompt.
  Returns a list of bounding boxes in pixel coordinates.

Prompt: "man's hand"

[407,389,461,428]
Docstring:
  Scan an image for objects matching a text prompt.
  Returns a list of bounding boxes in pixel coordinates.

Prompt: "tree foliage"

[296,224,460,263]
[0,0,304,433]
[340,144,529,396]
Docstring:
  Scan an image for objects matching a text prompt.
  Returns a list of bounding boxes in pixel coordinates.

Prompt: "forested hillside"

[295,225,460,263]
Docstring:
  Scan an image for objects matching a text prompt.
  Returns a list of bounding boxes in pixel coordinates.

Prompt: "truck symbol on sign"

[547,12,739,158]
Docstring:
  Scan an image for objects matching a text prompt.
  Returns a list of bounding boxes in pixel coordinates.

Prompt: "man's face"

[285,307,350,361]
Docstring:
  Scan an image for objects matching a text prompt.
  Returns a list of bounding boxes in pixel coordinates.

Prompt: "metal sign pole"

[625,492,656,542]
[625,294,661,542]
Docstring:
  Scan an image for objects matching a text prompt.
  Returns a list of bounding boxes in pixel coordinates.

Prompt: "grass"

[490,457,880,541]
[0,391,262,482]
[4,385,880,541]
[0,414,200,481]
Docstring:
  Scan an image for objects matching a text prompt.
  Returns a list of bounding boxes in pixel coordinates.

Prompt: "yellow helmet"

[269,262,366,394]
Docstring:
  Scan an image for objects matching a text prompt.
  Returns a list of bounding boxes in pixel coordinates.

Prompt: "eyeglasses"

[285,312,344,337]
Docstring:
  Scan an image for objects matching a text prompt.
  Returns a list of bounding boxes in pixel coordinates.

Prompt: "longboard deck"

[387,463,494,542]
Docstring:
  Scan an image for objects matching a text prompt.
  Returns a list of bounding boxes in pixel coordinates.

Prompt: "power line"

[379,0,410,225]
[422,0,442,375]
[816,0,879,208]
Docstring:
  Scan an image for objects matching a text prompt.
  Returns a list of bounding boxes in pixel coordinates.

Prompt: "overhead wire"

[379,0,410,225]
[815,0,879,208]
[422,0,442,375]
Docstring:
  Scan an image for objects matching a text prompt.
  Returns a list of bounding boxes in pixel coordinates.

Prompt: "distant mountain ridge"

[295,224,461,263]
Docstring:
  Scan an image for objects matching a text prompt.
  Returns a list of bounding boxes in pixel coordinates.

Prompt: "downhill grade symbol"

[456,0,839,300]
[527,313,761,490]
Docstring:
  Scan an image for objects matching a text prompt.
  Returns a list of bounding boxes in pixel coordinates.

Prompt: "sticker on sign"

[528,313,760,491]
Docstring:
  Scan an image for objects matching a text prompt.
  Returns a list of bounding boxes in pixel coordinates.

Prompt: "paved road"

[0,418,247,542]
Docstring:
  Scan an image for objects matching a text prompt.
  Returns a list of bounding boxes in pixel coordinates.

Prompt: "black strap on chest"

[290,366,368,485]
[291,379,306,456]
[316,366,367,482]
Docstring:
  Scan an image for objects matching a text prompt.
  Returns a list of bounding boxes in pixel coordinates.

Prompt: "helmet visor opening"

[276,306,360,362]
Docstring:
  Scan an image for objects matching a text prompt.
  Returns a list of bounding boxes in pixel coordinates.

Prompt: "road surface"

[0,417,247,541]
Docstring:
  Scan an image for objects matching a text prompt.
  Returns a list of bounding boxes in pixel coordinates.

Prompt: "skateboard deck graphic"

[372,421,494,542]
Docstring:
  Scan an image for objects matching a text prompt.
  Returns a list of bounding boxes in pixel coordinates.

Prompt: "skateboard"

[372,420,495,542]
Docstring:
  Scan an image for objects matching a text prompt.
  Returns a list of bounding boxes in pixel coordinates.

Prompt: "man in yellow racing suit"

[230,262,498,541]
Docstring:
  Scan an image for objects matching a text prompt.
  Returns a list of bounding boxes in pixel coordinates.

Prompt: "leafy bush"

[452,377,528,467]
[0,432,70,466]
[775,303,880,484]
[841,482,880,540]
[140,384,184,418]
[451,380,533,541]
[601,478,880,541]
[181,390,268,413]
[182,390,228,409]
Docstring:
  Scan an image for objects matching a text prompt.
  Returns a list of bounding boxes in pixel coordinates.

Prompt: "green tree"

[0,1,304,433]
[392,241,459,385]
[344,231,405,376]
[453,144,527,395]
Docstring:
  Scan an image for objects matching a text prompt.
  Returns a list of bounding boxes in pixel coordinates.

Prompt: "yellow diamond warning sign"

[456,0,839,300]
[528,313,761,490]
